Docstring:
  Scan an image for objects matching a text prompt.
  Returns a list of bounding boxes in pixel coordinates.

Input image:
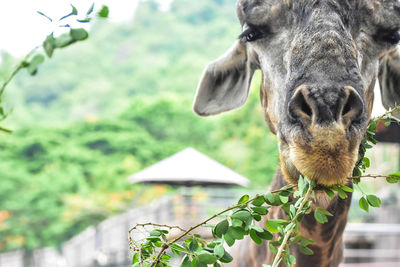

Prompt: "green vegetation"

[0,0,279,252]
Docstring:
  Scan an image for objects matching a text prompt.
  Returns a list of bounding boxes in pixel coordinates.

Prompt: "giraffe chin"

[281,124,359,186]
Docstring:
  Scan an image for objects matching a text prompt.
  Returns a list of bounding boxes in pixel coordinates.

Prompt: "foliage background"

[0,0,279,252]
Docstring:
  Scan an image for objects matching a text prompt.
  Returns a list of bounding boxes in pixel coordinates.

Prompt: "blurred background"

[0,0,398,266]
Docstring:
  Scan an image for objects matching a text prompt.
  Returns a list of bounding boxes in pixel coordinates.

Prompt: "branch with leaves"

[129,105,400,267]
[0,3,109,132]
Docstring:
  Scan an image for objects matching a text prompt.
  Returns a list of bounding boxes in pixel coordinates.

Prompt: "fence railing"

[1,190,400,267]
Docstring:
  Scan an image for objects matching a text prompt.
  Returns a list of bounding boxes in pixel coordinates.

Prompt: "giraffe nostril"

[341,86,363,125]
[300,95,313,118]
[288,85,314,123]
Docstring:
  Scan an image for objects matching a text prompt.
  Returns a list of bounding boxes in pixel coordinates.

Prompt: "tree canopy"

[0,0,278,252]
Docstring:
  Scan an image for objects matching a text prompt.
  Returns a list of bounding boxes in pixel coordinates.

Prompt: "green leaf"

[314,209,328,224]
[362,157,370,168]
[252,213,262,221]
[385,117,391,127]
[359,196,369,212]
[54,33,75,48]
[339,185,354,193]
[214,262,222,267]
[324,188,335,198]
[316,207,333,217]
[265,219,286,233]
[226,226,245,240]
[71,5,78,15]
[170,243,187,254]
[288,255,296,264]
[386,172,400,183]
[146,236,161,242]
[180,255,192,267]
[194,258,207,267]
[27,54,45,75]
[238,194,249,204]
[387,176,400,183]
[98,5,109,18]
[198,251,217,264]
[214,244,225,258]
[250,225,264,233]
[368,120,377,131]
[251,206,269,215]
[77,18,91,23]
[231,218,243,227]
[299,245,314,255]
[87,3,95,15]
[279,195,289,204]
[264,192,281,206]
[70,28,89,41]
[256,229,273,240]
[189,240,199,252]
[297,176,308,194]
[367,194,382,208]
[250,229,262,245]
[337,188,348,199]
[59,4,78,21]
[252,196,265,206]
[214,219,229,237]
[132,253,139,264]
[231,210,252,226]
[223,233,235,247]
[43,33,55,58]
[219,250,233,263]
[37,11,52,22]
[149,230,162,236]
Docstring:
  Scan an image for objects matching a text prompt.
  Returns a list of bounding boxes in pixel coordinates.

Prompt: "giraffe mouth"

[280,124,360,186]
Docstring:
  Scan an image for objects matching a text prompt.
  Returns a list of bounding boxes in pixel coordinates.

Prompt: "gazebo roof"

[128,148,250,187]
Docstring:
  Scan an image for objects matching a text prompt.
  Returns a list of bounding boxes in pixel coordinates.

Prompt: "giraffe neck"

[232,169,352,267]
[269,169,353,267]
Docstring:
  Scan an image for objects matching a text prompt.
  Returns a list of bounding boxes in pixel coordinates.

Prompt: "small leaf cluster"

[30,4,109,75]
[358,194,382,212]
[352,121,378,184]
[131,229,170,267]
[0,4,109,132]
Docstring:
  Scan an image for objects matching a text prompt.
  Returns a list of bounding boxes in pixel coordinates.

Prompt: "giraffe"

[193,0,400,266]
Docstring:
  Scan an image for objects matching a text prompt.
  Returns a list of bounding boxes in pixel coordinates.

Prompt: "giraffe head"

[193,0,400,186]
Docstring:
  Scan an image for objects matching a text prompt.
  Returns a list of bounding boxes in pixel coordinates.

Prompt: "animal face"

[193,0,400,186]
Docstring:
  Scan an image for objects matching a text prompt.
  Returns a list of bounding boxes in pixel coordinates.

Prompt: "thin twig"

[139,247,144,267]
[373,105,400,122]
[0,46,39,96]
[349,174,399,180]
[272,184,314,267]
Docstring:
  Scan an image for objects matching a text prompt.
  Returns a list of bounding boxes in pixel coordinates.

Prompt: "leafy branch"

[0,3,109,132]
[129,105,400,267]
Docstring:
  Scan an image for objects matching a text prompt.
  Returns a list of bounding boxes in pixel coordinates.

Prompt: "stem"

[149,245,168,267]
[139,247,144,267]
[373,105,400,122]
[349,174,399,180]
[167,186,294,246]
[0,46,39,96]
[272,184,314,267]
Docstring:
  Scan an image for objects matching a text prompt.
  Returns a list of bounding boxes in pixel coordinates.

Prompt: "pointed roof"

[128,148,250,187]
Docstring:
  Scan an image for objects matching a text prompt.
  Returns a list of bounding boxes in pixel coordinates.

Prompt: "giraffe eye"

[377,29,400,45]
[239,28,262,42]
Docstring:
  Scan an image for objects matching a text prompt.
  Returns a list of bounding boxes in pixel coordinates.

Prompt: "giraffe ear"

[193,40,255,116]
[378,48,400,119]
